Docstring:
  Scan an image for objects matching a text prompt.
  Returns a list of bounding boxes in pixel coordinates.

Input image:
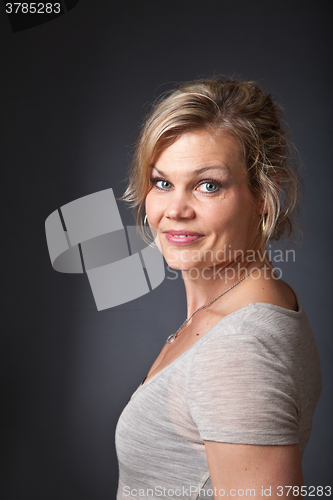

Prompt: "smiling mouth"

[165,231,203,245]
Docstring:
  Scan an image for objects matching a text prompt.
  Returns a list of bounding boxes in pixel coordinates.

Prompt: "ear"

[256,171,281,215]
[256,198,268,216]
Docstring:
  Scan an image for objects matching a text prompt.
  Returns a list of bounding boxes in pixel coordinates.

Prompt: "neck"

[182,250,270,318]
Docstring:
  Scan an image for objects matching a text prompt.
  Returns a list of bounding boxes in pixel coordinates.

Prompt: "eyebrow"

[151,165,230,176]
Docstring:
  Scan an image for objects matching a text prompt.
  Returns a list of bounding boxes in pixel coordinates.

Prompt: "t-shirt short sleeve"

[186,328,300,446]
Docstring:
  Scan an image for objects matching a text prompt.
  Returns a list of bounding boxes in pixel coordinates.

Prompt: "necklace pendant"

[166,334,176,344]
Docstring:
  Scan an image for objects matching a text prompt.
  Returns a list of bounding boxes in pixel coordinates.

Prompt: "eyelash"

[150,177,223,194]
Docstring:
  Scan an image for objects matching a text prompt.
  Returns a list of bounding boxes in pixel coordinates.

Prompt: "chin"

[164,258,194,272]
[169,261,208,275]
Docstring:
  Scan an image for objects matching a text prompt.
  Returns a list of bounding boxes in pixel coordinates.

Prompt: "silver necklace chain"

[165,264,265,344]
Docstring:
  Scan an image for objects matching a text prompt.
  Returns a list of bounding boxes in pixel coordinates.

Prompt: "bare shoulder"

[205,266,299,324]
[234,267,298,313]
[218,266,298,316]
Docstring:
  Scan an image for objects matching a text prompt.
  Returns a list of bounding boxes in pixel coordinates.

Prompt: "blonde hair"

[123,78,299,243]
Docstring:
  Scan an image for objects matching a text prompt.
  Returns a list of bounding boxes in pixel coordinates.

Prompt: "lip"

[164,230,204,246]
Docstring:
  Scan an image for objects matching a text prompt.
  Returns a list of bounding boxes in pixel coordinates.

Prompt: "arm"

[204,441,303,499]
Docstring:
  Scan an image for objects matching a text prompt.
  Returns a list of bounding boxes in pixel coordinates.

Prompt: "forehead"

[152,129,244,176]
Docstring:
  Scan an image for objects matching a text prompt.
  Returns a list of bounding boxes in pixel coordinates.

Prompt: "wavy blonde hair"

[123,78,299,243]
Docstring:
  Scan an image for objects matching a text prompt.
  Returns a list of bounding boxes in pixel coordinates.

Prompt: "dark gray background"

[1,1,332,499]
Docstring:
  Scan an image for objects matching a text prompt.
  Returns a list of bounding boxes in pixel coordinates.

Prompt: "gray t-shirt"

[115,299,322,499]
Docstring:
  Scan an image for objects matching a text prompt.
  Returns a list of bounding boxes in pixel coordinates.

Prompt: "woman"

[115,79,322,499]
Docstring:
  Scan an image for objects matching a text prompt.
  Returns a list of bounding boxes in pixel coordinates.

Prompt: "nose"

[165,191,195,220]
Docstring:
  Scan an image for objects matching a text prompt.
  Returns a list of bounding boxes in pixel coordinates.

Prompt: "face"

[145,129,262,272]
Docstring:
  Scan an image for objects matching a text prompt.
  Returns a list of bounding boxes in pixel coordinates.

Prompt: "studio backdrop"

[1,1,332,499]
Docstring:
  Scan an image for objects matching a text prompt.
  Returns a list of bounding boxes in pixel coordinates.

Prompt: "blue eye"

[198,182,219,193]
[158,180,172,189]
[151,178,173,190]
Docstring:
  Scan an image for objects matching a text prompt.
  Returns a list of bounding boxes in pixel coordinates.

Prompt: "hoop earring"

[261,214,267,234]
[143,215,148,226]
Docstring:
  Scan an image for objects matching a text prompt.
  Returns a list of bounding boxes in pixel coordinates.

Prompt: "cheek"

[230,184,258,214]
[208,192,257,235]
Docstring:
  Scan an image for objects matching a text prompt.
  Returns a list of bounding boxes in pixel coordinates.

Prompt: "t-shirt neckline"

[132,292,302,397]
